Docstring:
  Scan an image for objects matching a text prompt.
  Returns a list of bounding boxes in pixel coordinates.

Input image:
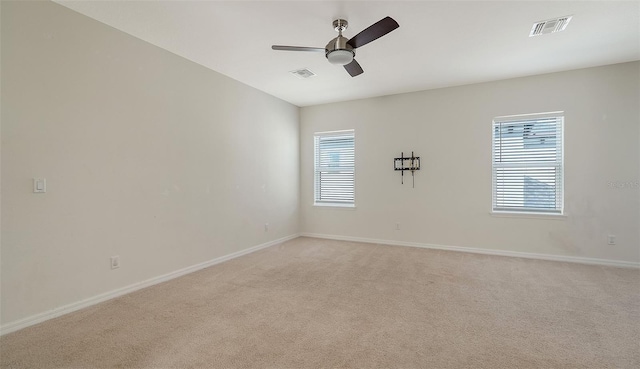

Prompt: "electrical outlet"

[110,255,120,269]
[607,235,616,245]
[33,178,46,193]
[395,223,400,230]
[264,223,269,232]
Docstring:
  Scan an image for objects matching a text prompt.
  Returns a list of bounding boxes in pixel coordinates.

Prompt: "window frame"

[491,112,564,216]
[313,129,356,207]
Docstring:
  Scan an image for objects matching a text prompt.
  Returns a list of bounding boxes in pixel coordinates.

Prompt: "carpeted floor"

[1,237,639,368]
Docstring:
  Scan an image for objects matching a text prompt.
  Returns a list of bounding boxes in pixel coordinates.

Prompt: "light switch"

[33,178,46,193]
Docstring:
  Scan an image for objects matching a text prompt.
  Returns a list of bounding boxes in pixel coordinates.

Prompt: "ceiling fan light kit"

[327,49,354,65]
[272,16,399,77]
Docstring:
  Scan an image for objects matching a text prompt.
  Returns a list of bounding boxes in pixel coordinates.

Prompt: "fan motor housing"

[325,35,354,64]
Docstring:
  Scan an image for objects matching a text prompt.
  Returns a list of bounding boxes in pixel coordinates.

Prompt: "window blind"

[492,114,563,214]
[314,130,355,205]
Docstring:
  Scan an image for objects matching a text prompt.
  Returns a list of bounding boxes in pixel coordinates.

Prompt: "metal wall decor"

[394,151,420,187]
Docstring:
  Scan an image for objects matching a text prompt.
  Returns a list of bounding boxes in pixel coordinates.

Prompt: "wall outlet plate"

[110,256,120,269]
[33,178,46,193]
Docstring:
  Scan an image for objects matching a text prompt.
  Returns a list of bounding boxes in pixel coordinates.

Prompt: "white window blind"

[492,113,564,214]
[314,130,355,205]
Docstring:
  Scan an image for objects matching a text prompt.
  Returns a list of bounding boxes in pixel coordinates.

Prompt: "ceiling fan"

[272,16,399,77]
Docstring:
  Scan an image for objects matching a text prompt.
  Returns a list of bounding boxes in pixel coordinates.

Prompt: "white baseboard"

[0,234,299,336]
[300,233,640,269]
[4,232,636,336]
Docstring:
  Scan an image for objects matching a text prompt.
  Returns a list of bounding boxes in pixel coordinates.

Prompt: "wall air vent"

[530,15,572,37]
[289,68,316,79]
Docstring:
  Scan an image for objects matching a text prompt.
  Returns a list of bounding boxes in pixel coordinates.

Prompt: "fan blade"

[347,16,399,49]
[344,59,364,77]
[272,45,325,52]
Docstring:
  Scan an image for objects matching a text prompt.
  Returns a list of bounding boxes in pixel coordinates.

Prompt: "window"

[492,112,563,214]
[314,130,355,206]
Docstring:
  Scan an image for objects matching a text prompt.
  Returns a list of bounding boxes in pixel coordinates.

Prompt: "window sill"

[491,211,567,220]
[313,203,356,209]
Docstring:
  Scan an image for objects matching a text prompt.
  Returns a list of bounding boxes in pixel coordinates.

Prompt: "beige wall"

[301,62,640,263]
[1,1,299,325]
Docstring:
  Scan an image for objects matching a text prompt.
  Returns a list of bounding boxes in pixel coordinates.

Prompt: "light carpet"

[1,237,639,368]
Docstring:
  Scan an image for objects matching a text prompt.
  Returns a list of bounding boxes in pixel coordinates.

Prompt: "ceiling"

[55,1,640,107]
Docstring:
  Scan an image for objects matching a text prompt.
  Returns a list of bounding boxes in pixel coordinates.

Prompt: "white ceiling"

[55,0,640,107]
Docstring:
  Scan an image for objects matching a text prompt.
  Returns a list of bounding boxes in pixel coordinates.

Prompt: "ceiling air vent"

[289,68,316,79]
[530,15,572,37]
